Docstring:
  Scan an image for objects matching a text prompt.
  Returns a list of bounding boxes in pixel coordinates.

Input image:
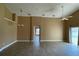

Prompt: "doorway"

[69,27,79,46]
[33,25,41,48]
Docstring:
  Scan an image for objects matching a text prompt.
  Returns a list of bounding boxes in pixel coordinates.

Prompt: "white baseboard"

[17,40,62,42]
[40,40,62,42]
[17,40,30,42]
[0,40,17,52]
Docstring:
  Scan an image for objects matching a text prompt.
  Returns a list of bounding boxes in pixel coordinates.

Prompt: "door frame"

[33,25,41,41]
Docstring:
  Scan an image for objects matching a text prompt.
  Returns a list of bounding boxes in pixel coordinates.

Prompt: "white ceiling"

[5,3,79,18]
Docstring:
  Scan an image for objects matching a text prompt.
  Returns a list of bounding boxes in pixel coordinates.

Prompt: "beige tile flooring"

[0,42,79,56]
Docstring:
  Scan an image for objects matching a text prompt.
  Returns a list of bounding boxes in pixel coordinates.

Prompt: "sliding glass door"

[69,27,79,46]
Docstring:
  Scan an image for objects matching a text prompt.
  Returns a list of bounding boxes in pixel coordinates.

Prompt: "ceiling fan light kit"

[62,18,69,20]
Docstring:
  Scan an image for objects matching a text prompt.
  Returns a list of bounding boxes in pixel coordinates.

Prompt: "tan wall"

[17,16,30,40]
[0,18,17,48]
[41,18,63,41]
[0,4,5,18]
[17,16,63,41]
[4,6,12,20]
[0,4,17,49]
[0,4,12,20]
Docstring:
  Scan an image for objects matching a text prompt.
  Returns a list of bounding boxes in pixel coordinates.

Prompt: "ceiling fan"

[61,6,72,20]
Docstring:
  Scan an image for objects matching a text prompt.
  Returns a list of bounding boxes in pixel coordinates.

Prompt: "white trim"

[0,40,17,52]
[40,40,62,42]
[17,40,62,42]
[17,40,30,42]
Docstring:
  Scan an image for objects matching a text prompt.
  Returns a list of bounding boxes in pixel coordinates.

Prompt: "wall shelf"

[0,17,17,24]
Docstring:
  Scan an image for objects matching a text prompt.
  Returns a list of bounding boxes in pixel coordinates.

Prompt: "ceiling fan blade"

[66,16,72,18]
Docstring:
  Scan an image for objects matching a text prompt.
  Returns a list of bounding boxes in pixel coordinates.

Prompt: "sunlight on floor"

[33,36,40,48]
